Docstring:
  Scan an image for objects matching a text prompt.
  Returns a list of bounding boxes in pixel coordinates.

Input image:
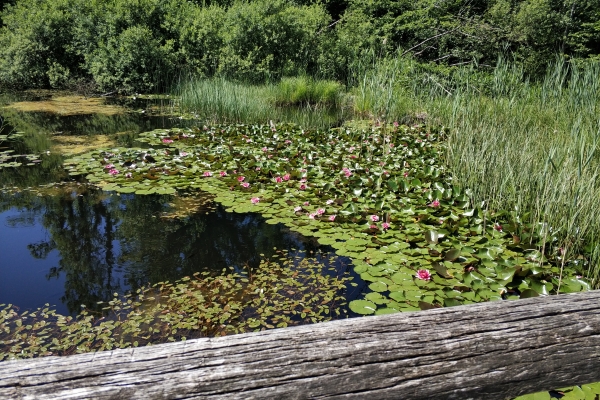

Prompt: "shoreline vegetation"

[1,0,600,397]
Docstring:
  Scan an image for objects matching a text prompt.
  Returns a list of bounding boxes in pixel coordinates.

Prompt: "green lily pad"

[349,300,377,315]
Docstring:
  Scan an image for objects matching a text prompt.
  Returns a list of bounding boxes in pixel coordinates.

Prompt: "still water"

[0,92,359,317]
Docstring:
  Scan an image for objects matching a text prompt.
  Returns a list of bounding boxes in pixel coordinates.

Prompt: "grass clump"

[274,76,343,107]
[0,250,349,361]
[176,77,346,129]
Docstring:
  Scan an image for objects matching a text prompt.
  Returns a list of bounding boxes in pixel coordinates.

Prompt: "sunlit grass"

[176,77,346,129]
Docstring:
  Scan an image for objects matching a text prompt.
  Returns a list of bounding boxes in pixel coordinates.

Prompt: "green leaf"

[513,392,552,400]
[349,300,377,315]
[369,282,387,292]
[444,248,461,262]
[375,308,399,315]
[425,230,439,244]
[520,289,539,299]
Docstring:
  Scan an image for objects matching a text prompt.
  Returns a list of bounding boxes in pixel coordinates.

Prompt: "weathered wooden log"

[2,291,600,399]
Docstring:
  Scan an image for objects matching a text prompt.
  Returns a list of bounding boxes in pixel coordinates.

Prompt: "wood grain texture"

[2,291,600,400]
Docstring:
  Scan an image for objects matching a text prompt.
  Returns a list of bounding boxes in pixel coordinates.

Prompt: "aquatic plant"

[64,123,590,315]
[0,250,349,361]
[0,131,41,169]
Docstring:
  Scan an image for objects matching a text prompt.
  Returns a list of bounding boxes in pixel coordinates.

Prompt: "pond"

[1,90,592,361]
[0,92,361,318]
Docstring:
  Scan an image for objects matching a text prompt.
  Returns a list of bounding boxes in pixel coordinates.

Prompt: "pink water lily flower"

[299,183,307,190]
[329,215,336,221]
[303,201,310,206]
[283,174,291,181]
[251,197,260,204]
[416,269,432,281]
[316,208,325,215]
[370,215,379,222]
[274,176,283,183]
[104,164,115,169]
[308,213,316,219]
[430,199,441,208]
[326,199,334,205]
[294,206,302,212]
[108,169,119,175]
[241,182,250,188]
[125,172,132,178]
[382,222,390,230]
[369,224,378,230]
[262,147,268,152]
[237,176,245,182]
[220,171,227,177]
[203,171,212,177]
[162,138,173,143]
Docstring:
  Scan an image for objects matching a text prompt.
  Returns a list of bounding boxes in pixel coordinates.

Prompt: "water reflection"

[0,94,190,188]
[0,92,360,319]
[0,187,353,316]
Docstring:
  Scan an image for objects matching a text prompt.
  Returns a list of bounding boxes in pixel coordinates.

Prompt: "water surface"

[0,92,360,317]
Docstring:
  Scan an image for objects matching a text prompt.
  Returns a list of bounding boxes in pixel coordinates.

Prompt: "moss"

[4,95,125,116]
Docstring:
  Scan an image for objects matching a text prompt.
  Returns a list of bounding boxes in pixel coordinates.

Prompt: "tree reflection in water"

[0,186,340,315]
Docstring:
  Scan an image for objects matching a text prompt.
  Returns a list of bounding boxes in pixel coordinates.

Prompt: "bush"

[217,0,330,82]
[0,0,80,88]
[86,25,175,93]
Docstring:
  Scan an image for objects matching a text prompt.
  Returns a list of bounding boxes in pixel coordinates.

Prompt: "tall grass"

[274,76,343,108]
[355,57,600,283]
[176,77,346,129]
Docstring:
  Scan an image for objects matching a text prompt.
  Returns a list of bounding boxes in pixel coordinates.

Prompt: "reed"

[176,77,346,129]
[355,56,600,283]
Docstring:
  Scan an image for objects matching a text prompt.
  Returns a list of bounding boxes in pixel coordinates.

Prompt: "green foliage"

[0,0,598,90]
[176,77,344,128]
[514,381,600,399]
[332,0,600,80]
[0,250,349,360]
[86,25,175,93]
[350,55,600,285]
[63,122,590,315]
[274,76,343,107]
[0,0,332,91]
[217,0,330,82]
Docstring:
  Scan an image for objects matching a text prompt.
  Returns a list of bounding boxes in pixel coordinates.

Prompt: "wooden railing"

[2,291,600,399]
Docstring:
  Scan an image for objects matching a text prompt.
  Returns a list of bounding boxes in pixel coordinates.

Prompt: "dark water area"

[0,92,362,317]
[0,188,357,316]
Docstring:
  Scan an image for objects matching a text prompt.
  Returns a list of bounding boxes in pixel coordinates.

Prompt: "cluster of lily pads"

[0,250,348,360]
[0,132,41,169]
[64,122,590,315]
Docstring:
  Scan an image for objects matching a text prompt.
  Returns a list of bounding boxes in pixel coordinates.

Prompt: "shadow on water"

[0,187,361,316]
[0,91,364,319]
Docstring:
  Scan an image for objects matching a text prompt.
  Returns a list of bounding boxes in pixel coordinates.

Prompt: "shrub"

[86,25,175,93]
[218,0,330,82]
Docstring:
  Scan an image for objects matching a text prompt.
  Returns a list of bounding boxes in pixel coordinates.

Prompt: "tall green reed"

[176,77,346,129]
[432,59,600,283]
